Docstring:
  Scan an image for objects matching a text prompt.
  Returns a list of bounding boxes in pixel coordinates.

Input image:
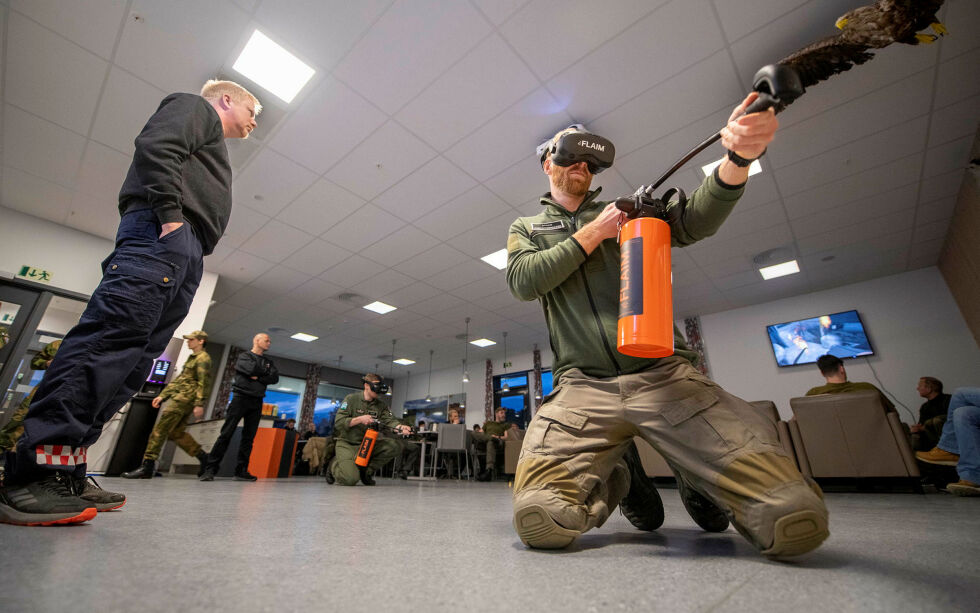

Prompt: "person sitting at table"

[476,408,510,481]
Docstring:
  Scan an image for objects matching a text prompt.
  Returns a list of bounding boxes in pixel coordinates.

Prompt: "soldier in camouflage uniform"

[0,340,61,452]
[330,373,411,486]
[122,331,211,479]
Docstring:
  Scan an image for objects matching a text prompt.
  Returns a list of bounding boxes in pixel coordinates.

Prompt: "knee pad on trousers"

[739,481,829,558]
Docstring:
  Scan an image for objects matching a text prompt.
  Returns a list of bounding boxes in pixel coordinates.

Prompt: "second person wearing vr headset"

[507,93,829,558]
[329,374,411,486]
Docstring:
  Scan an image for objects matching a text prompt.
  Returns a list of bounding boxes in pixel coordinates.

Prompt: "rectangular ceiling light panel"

[759,260,800,280]
[470,338,496,347]
[481,249,508,270]
[290,332,319,342]
[363,301,397,314]
[393,358,416,365]
[233,30,315,103]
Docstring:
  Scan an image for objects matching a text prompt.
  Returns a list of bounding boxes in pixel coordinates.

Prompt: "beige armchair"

[788,390,920,480]
[749,400,798,468]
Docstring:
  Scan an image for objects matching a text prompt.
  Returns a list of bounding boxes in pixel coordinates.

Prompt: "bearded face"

[549,160,592,197]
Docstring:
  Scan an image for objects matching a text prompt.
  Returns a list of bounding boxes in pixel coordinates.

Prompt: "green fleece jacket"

[506,171,744,383]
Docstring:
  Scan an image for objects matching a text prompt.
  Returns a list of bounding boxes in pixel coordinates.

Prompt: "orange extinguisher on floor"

[614,187,685,358]
[355,425,379,467]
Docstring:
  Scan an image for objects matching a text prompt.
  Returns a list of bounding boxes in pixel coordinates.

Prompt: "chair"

[749,400,798,468]
[788,391,920,481]
[435,424,470,480]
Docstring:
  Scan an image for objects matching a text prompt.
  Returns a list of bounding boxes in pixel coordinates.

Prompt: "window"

[313,382,358,436]
[540,370,554,398]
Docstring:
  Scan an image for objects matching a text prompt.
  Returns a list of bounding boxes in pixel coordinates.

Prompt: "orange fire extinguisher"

[615,187,684,358]
[355,425,379,467]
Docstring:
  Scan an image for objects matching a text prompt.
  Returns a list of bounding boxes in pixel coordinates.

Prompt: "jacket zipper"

[570,211,622,376]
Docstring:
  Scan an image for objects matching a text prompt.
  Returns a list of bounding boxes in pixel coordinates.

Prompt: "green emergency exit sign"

[17,266,53,283]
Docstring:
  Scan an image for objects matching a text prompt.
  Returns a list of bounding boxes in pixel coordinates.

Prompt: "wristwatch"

[727,148,765,167]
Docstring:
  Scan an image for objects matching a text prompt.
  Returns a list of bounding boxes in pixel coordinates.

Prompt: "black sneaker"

[199,469,215,482]
[234,471,258,482]
[74,476,126,512]
[0,472,98,526]
[359,467,376,486]
[675,473,730,532]
[195,451,209,477]
[324,466,335,485]
[619,441,665,531]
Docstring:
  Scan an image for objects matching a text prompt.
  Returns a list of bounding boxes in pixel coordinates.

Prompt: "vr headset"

[537,127,615,174]
[363,376,389,395]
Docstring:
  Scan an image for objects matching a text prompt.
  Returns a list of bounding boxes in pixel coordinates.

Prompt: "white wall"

[701,267,980,422]
[390,346,553,423]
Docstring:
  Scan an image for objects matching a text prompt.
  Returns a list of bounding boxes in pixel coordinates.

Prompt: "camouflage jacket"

[31,340,61,370]
[159,350,212,407]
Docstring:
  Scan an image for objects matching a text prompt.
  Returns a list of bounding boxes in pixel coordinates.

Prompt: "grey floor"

[2,476,978,613]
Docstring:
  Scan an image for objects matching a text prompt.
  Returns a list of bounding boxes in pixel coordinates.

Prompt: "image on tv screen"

[766,310,874,367]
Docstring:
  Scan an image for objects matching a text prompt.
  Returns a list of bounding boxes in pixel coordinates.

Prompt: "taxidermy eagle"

[780,0,947,91]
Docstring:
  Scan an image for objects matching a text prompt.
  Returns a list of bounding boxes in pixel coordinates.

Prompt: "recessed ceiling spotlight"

[232,30,315,103]
[363,301,397,314]
[290,332,319,342]
[480,249,508,270]
[470,338,496,347]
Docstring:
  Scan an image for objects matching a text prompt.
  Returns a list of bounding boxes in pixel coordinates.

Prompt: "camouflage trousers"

[0,388,36,451]
[513,358,829,557]
[143,400,202,461]
[331,438,400,486]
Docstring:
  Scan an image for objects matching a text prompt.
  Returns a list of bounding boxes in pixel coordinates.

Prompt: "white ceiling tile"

[912,219,951,244]
[238,219,314,262]
[712,0,809,43]
[280,238,350,277]
[410,293,466,318]
[917,168,964,203]
[65,192,117,240]
[922,136,972,179]
[320,204,404,252]
[445,211,515,258]
[213,249,275,284]
[11,0,127,59]
[444,88,573,182]
[204,243,236,269]
[3,105,86,187]
[265,76,387,175]
[548,1,728,122]
[790,186,916,239]
[772,71,934,168]
[392,243,470,280]
[249,265,313,294]
[500,0,660,81]
[350,269,415,302]
[204,302,250,326]
[928,94,980,148]
[5,12,107,132]
[210,277,245,302]
[278,178,365,237]
[379,280,443,308]
[449,272,510,301]
[908,237,945,264]
[221,204,269,249]
[325,121,436,200]
[484,160,548,207]
[253,0,390,71]
[712,200,788,242]
[233,149,318,216]
[797,213,915,256]
[395,34,539,151]
[288,277,345,306]
[74,142,131,202]
[424,258,496,291]
[320,254,386,289]
[223,284,271,309]
[334,0,490,114]
[92,67,166,154]
[915,196,957,225]
[373,156,478,222]
[689,222,795,267]
[472,0,528,25]
[361,226,436,267]
[1,167,72,224]
[773,118,929,196]
[937,0,980,61]
[114,0,249,94]
[413,185,512,238]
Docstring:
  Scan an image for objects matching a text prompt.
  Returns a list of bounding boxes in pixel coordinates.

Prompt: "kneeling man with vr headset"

[329,374,411,486]
[507,93,829,557]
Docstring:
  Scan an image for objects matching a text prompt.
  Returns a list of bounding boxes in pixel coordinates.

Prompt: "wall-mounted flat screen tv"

[767,310,874,367]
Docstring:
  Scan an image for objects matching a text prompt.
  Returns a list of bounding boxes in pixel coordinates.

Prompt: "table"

[407,430,439,481]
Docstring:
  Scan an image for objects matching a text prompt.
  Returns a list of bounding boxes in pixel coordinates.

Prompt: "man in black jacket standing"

[200,333,279,482]
[0,80,260,526]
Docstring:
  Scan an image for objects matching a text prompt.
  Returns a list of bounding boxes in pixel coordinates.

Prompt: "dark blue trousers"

[8,208,203,482]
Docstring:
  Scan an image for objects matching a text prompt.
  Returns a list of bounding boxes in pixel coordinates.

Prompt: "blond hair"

[200,79,262,115]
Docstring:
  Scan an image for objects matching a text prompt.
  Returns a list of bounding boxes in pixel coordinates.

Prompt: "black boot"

[359,466,376,486]
[195,451,209,477]
[324,465,335,484]
[619,441,665,531]
[675,472,730,532]
[121,459,154,480]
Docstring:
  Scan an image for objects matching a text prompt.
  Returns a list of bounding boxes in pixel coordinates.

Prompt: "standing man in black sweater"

[200,333,279,482]
[0,80,260,526]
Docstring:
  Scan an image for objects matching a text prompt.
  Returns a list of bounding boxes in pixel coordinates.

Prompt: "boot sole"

[947,484,980,497]
[762,509,829,558]
[0,506,97,526]
[94,499,126,512]
[514,504,578,549]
